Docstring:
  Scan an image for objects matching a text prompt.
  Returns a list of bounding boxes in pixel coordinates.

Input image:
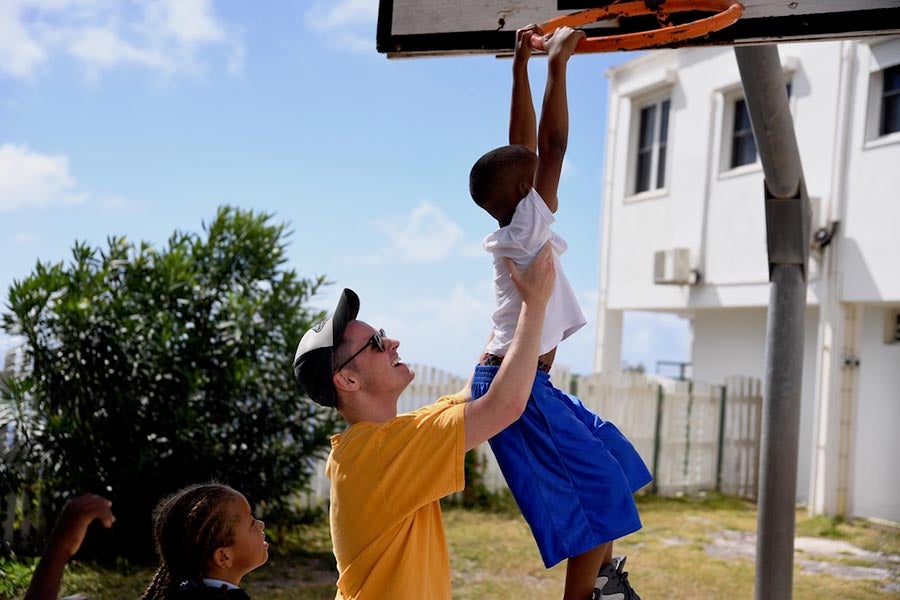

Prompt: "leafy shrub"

[1,207,340,560]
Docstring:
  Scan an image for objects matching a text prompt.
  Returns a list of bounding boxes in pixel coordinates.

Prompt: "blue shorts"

[472,365,652,568]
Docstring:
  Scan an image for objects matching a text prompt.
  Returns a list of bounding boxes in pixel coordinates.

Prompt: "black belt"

[481,353,551,373]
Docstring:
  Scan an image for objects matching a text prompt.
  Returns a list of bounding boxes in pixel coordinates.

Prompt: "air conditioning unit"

[654,248,693,285]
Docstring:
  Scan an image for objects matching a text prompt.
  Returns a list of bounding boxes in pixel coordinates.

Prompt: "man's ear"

[212,547,232,569]
[333,370,359,393]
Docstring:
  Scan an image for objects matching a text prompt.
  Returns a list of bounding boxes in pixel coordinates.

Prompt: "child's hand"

[48,493,115,560]
[546,26,585,63]
[515,24,543,63]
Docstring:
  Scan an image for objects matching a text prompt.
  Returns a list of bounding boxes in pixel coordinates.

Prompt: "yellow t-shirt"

[326,394,467,600]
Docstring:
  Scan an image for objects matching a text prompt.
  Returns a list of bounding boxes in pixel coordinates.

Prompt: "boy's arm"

[464,243,555,451]
[509,25,542,151]
[534,26,585,214]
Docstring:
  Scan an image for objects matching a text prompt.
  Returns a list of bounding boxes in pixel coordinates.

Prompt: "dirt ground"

[704,528,900,594]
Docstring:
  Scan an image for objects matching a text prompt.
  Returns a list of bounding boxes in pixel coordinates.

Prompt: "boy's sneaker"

[592,556,641,600]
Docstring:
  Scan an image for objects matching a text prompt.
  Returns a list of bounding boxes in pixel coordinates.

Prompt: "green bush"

[1,206,340,560]
[0,556,36,598]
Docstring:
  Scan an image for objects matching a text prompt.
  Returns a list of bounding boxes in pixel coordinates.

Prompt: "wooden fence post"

[683,380,694,488]
[651,383,664,495]
[716,383,727,493]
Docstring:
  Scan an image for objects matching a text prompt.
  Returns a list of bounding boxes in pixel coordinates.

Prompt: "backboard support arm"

[734,44,811,600]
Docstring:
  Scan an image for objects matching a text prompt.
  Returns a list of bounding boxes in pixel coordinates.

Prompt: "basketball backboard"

[377,0,900,57]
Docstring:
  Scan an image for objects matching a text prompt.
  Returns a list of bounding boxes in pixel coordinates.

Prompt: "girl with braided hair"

[140,483,268,600]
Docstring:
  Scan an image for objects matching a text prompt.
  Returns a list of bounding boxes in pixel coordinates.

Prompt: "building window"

[880,64,900,136]
[727,82,792,169]
[634,97,670,194]
[730,98,756,168]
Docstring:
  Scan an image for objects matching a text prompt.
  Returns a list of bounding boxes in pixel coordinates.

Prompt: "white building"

[595,38,900,524]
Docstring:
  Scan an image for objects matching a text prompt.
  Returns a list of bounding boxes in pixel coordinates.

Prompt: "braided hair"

[140,483,241,600]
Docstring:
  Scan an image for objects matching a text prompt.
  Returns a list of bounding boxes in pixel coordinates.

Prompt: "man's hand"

[49,494,115,560]
[515,24,544,64]
[504,242,555,309]
[546,26,585,64]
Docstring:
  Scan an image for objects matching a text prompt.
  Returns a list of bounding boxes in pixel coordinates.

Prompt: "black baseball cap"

[293,288,360,407]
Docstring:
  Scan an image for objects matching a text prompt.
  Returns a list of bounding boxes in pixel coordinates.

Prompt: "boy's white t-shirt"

[483,187,586,356]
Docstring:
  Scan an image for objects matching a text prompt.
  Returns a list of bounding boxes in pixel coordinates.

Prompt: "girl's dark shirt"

[176,581,251,600]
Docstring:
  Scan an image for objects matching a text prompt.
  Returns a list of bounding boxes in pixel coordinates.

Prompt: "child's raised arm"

[534,26,585,213]
[509,25,542,151]
[25,494,115,600]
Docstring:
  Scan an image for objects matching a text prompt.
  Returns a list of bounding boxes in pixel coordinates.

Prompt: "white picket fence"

[297,366,763,509]
[2,360,761,539]
[719,376,764,498]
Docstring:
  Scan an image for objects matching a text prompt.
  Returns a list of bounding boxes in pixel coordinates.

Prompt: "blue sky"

[0,0,690,378]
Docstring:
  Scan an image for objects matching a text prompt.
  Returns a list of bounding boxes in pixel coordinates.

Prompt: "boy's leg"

[563,543,611,600]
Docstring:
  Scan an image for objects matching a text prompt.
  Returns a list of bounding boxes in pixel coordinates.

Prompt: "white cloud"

[380,202,461,262]
[0,2,46,79]
[0,0,243,80]
[0,143,139,212]
[305,0,378,32]
[562,158,577,179]
[372,281,495,377]
[13,231,43,244]
[335,32,374,54]
[359,200,481,265]
[148,0,227,47]
[0,143,86,211]
[97,194,141,211]
[68,26,165,72]
[304,0,377,53]
[460,239,486,258]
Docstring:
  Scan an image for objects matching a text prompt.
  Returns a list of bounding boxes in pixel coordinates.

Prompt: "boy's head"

[470,145,537,224]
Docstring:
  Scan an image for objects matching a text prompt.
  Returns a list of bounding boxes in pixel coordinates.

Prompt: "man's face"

[336,320,414,399]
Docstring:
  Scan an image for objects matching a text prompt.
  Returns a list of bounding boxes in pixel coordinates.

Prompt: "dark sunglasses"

[334,328,386,373]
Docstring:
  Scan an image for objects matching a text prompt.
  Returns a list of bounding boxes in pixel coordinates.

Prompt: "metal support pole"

[734,45,811,600]
[757,264,806,595]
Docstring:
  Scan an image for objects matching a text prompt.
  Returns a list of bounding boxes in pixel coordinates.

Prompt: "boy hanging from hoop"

[468,24,652,600]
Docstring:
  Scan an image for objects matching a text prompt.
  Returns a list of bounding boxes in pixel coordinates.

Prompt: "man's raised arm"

[463,242,555,451]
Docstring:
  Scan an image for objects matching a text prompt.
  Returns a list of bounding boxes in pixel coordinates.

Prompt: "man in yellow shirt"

[293,244,555,599]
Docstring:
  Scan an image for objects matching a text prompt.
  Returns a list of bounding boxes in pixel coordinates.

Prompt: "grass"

[4,495,897,599]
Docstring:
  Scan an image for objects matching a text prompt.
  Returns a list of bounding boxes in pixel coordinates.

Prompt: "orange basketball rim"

[530,0,745,53]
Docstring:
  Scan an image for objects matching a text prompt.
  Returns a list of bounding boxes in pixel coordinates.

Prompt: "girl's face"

[222,493,269,578]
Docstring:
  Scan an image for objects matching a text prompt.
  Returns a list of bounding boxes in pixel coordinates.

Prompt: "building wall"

[842,39,900,304]
[602,40,899,312]
[851,306,900,522]
[599,39,900,521]
[692,307,820,504]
